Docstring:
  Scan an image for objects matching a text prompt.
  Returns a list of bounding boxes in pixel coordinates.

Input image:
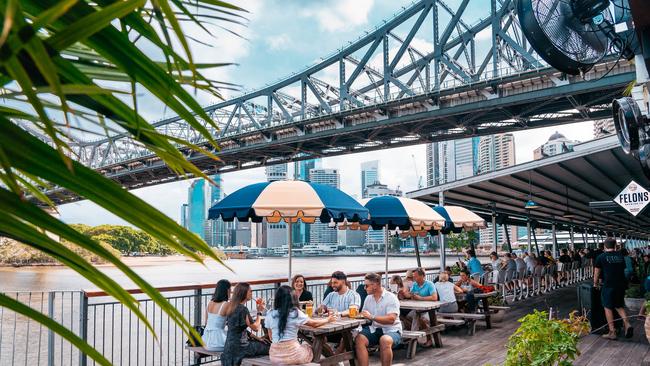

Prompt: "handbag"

[185,325,205,346]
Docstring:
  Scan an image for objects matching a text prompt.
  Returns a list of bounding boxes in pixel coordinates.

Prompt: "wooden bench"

[186,346,221,358]
[402,330,427,359]
[241,356,319,366]
[438,313,486,335]
[436,318,466,327]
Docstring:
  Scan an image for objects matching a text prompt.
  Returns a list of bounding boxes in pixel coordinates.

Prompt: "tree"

[0,1,244,364]
[446,231,478,253]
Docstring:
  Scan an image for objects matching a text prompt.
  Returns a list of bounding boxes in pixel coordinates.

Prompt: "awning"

[407,136,650,239]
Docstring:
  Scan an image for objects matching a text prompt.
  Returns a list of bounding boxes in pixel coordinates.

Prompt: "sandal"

[601,332,617,340]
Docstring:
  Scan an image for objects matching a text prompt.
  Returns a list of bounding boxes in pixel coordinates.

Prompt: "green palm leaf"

[0,0,245,361]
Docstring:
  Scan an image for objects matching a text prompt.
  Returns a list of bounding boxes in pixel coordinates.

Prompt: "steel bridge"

[48,0,635,203]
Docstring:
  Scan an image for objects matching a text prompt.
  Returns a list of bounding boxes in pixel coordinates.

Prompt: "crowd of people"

[196,241,650,365]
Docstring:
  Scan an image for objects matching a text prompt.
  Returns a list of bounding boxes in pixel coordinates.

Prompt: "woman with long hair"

[202,279,231,351]
[220,283,269,366]
[265,285,334,364]
[291,274,313,302]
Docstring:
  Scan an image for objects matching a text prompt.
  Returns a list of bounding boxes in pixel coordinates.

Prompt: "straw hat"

[405,269,414,279]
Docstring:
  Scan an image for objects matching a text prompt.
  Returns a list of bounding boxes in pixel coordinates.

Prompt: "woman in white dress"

[202,279,231,351]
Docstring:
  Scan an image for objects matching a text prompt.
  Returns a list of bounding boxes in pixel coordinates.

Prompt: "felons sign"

[613,180,650,216]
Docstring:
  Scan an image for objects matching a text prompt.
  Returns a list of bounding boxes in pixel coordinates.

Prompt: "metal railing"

[0,266,439,366]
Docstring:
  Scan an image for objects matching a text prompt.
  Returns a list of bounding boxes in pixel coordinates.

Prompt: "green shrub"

[625,285,644,299]
[505,310,589,366]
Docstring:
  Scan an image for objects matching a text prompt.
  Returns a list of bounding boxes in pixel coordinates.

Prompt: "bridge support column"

[439,191,446,270]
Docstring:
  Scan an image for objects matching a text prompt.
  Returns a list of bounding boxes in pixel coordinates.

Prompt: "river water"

[0,255,469,292]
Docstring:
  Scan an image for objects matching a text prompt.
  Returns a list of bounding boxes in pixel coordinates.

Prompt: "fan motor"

[571,0,611,24]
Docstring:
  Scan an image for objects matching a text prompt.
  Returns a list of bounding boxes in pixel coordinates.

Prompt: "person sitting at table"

[389,275,410,300]
[355,272,402,366]
[220,282,269,366]
[403,269,415,291]
[403,268,438,301]
[291,274,313,303]
[455,269,482,312]
[320,271,361,316]
[318,271,361,351]
[265,285,334,365]
[489,251,501,283]
[202,279,231,352]
[403,267,437,338]
[465,249,484,276]
[436,272,464,313]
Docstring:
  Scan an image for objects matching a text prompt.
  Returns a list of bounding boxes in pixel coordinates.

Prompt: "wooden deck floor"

[370,284,649,366]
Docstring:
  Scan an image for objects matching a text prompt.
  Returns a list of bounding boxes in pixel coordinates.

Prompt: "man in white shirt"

[355,272,402,366]
[319,271,361,315]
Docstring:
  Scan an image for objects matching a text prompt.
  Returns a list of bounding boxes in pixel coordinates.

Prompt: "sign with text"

[613,180,650,216]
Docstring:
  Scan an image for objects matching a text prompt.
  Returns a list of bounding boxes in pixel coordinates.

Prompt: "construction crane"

[411,154,423,189]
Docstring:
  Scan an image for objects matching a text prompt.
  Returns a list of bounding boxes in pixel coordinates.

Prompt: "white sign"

[613,180,650,216]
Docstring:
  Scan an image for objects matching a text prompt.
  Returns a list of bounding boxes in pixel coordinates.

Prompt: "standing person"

[559,249,572,283]
[265,286,334,365]
[621,248,634,281]
[465,249,484,276]
[220,283,269,366]
[593,238,633,340]
[291,274,313,303]
[202,279,231,352]
[355,273,402,366]
[490,252,501,283]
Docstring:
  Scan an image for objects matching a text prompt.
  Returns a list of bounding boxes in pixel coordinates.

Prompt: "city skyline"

[59,126,596,227]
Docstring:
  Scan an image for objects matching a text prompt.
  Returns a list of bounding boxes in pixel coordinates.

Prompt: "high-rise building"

[363,183,403,198]
[292,159,321,245]
[187,179,209,239]
[533,132,579,160]
[477,133,516,247]
[425,137,480,187]
[594,119,615,138]
[309,168,340,245]
[361,161,379,198]
[266,164,288,182]
[294,159,320,181]
[478,133,515,174]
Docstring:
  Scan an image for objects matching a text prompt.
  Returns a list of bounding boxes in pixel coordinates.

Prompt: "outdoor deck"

[370,284,649,366]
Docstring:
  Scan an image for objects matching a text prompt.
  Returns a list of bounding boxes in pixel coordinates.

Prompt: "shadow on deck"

[372,284,649,366]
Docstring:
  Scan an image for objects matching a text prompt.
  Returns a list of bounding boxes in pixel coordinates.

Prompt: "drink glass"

[305,304,313,318]
[348,305,358,318]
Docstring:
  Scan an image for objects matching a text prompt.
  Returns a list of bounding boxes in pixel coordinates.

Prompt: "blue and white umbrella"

[340,196,446,284]
[208,180,369,280]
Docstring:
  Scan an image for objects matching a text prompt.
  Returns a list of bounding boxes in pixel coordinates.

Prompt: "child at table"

[265,285,334,365]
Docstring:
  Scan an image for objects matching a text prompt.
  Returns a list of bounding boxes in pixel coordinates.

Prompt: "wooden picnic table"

[399,300,445,347]
[473,291,497,329]
[298,316,369,366]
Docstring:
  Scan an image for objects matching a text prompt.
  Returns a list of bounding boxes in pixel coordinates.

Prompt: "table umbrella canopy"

[208,180,369,223]
[430,205,486,234]
[340,196,446,235]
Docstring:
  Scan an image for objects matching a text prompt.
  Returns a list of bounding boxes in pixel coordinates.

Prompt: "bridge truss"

[45,0,635,203]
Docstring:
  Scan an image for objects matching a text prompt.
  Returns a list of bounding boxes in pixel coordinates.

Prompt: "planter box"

[625,297,644,314]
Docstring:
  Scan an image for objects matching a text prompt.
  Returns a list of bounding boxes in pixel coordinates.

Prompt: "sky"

[57,0,598,226]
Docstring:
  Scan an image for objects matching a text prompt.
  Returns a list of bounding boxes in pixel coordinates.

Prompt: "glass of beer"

[349,305,358,318]
[305,304,313,318]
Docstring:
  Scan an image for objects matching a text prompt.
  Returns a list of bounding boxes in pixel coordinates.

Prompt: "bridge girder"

[34,0,636,203]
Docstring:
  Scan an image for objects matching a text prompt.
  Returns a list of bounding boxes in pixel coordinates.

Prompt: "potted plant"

[487,296,508,323]
[625,284,645,314]
[504,310,589,366]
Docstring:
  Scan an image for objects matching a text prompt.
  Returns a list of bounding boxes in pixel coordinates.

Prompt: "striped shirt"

[322,288,361,312]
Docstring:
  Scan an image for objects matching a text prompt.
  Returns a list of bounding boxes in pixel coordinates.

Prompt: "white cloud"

[266,34,292,50]
[301,0,375,32]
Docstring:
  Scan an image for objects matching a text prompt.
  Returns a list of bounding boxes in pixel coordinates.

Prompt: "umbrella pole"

[384,225,389,288]
[414,236,422,268]
[287,221,293,283]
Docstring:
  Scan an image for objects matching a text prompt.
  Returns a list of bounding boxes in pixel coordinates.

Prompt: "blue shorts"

[359,326,401,348]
